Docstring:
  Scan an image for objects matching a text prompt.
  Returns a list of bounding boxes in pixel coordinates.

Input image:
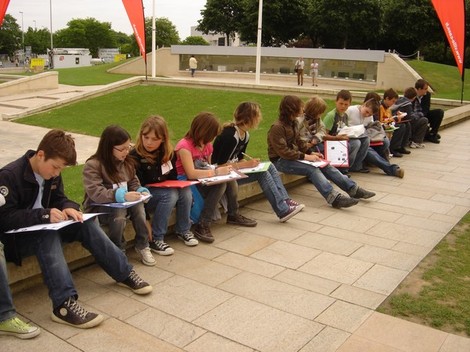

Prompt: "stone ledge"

[7,173,306,290]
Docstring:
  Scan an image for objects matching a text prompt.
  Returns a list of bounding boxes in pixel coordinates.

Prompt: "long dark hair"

[91,125,135,184]
[279,95,303,124]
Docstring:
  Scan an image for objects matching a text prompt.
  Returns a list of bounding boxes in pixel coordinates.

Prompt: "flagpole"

[151,0,156,78]
[255,0,263,85]
[461,0,466,104]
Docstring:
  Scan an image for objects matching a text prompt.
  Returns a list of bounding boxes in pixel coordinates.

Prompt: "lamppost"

[19,11,24,51]
[33,20,36,30]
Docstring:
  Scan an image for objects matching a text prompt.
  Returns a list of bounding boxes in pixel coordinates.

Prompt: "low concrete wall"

[0,71,59,97]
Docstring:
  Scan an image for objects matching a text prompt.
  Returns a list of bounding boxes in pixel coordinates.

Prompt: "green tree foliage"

[0,14,21,57]
[197,0,244,45]
[130,17,180,56]
[180,36,210,45]
[24,27,51,54]
[54,18,116,57]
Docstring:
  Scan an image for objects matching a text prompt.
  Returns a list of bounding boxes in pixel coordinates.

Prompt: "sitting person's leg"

[98,207,127,250]
[225,180,257,227]
[174,188,198,246]
[350,137,370,172]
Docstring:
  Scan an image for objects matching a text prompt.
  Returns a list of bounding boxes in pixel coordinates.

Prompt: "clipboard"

[91,194,152,209]
[146,180,199,188]
[324,140,349,167]
[237,161,271,174]
[197,170,248,185]
[297,159,330,168]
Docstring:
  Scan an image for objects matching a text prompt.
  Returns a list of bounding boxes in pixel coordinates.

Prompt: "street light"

[19,11,24,51]
[33,20,36,30]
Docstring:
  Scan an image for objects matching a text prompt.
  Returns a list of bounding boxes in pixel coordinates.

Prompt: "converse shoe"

[51,297,103,329]
[118,269,153,295]
[177,231,199,246]
[331,194,359,209]
[0,317,40,339]
[279,205,303,223]
[192,223,214,243]
[351,187,376,199]
[135,247,157,266]
[226,213,257,227]
[149,240,175,256]
[286,199,305,209]
[409,141,425,149]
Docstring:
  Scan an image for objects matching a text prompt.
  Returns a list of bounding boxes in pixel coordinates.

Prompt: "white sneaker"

[410,141,425,149]
[135,247,156,266]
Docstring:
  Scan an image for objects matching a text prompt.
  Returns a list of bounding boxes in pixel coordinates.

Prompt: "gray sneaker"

[352,187,376,199]
[177,231,199,246]
[118,270,153,295]
[332,195,359,209]
[51,297,103,329]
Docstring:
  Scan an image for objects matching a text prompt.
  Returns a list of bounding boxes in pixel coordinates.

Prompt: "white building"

[190,26,241,47]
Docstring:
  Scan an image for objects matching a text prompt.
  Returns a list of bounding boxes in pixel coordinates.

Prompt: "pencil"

[242,152,253,160]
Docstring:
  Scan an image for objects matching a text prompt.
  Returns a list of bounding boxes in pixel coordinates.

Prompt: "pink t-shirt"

[175,137,213,176]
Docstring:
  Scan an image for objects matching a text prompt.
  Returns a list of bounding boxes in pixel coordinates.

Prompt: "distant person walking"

[189,55,197,77]
[295,57,305,86]
[311,59,319,86]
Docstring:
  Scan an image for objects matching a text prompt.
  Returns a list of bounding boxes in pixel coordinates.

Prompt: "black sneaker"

[118,270,153,295]
[192,223,214,243]
[226,214,257,227]
[352,187,376,199]
[51,297,103,329]
[286,199,305,208]
[331,195,359,209]
[396,147,411,155]
[149,240,174,256]
[177,231,199,246]
[279,205,303,222]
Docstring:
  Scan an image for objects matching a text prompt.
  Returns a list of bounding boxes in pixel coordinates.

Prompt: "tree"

[239,0,310,46]
[197,0,244,45]
[24,27,51,54]
[54,18,116,57]
[180,36,210,45]
[129,17,180,56]
[0,14,21,57]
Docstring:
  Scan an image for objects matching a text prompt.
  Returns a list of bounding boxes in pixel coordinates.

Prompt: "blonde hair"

[304,96,327,120]
[135,116,173,164]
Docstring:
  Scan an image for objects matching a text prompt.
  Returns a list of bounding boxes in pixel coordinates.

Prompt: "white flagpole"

[151,0,156,78]
[255,0,263,85]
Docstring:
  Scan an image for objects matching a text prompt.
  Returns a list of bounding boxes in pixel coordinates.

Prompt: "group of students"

[0,80,442,338]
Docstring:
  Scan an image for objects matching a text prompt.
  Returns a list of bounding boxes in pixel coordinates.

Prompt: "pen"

[242,152,253,160]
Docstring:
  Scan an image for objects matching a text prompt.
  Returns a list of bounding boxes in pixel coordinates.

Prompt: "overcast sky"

[6,0,207,39]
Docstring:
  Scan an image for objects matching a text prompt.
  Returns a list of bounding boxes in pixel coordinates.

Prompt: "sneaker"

[391,151,403,158]
[425,134,440,144]
[331,195,359,209]
[409,141,425,149]
[118,269,153,295]
[396,147,411,155]
[149,240,174,256]
[279,205,303,222]
[177,231,199,246]
[0,316,40,339]
[352,187,376,199]
[394,168,405,178]
[226,214,257,227]
[286,199,305,209]
[135,247,157,266]
[192,223,214,243]
[51,297,103,329]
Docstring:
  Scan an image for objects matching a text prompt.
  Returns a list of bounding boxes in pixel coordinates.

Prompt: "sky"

[6,0,207,39]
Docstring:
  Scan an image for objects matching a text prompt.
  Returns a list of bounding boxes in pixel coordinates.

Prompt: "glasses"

[113,145,132,153]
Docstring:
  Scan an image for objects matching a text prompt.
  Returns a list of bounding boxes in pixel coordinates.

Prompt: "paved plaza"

[1,76,470,351]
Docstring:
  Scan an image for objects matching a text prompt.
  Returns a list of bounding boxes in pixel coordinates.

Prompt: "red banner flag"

[0,0,11,26]
[122,0,146,61]
[431,0,466,77]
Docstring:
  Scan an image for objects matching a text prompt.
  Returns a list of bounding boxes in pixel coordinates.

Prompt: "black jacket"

[130,149,178,186]
[0,150,79,265]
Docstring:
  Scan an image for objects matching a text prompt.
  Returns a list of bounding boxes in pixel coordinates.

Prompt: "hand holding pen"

[241,152,260,167]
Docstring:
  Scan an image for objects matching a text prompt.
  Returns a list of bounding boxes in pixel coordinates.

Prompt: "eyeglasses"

[113,145,132,153]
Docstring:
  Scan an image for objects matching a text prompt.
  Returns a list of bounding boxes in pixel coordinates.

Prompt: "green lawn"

[53,61,137,85]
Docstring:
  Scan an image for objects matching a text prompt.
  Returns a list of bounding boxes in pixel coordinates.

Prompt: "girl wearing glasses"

[83,125,156,266]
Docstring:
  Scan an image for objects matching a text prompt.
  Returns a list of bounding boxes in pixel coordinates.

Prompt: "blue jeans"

[238,163,289,217]
[146,187,192,240]
[365,148,398,176]
[13,219,132,309]
[0,241,16,322]
[349,136,370,171]
[98,202,149,250]
[197,182,227,224]
[274,159,357,204]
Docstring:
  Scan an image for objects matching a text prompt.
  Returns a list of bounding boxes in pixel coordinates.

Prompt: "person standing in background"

[295,57,305,86]
[311,59,319,86]
[189,55,198,77]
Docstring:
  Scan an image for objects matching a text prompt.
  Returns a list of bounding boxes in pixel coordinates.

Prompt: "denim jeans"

[146,187,192,240]
[224,180,240,217]
[274,159,357,204]
[365,148,398,176]
[0,241,16,322]
[390,122,411,151]
[197,182,227,224]
[238,163,289,217]
[349,136,370,171]
[13,219,132,309]
[98,202,149,250]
